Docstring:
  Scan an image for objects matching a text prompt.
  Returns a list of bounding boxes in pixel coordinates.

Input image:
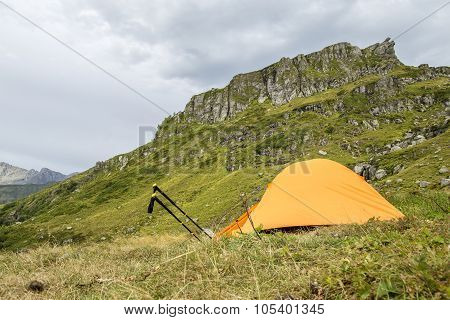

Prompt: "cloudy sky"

[0,0,449,174]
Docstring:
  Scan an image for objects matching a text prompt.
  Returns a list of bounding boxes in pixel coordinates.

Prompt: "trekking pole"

[152,184,212,239]
[149,194,201,242]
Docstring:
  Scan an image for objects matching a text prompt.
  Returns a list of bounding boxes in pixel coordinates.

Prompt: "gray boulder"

[375,169,387,180]
[438,166,448,174]
[417,181,430,188]
[415,135,426,144]
[440,178,450,187]
[354,163,377,180]
[393,164,404,174]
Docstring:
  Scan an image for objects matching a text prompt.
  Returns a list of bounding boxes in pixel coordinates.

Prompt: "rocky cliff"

[179,38,401,124]
[0,162,29,185]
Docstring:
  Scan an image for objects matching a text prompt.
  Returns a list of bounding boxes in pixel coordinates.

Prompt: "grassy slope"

[0,65,448,299]
[0,191,448,299]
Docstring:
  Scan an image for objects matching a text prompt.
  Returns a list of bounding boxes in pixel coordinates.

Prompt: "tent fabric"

[216,204,257,236]
[217,159,404,237]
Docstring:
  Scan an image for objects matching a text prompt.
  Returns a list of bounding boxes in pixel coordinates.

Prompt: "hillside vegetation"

[0,185,49,204]
[0,39,448,299]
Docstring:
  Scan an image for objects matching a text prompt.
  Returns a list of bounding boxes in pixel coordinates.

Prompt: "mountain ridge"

[0,162,70,185]
[175,38,400,124]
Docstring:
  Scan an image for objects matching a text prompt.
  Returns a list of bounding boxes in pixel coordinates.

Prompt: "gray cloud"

[0,0,448,173]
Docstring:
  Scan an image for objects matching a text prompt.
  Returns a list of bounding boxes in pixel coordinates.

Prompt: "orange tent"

[217,159,404,237]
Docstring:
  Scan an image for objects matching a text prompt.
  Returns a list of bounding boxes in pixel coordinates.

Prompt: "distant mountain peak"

[0,162,69,185]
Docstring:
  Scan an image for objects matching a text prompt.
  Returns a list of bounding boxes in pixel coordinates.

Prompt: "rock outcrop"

[25,168,67,185]
[0,162,29,184]
[180,38,400,123]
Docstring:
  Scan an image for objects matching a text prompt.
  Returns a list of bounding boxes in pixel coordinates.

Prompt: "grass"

[403,77,450,96]
[0,191,447,300]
